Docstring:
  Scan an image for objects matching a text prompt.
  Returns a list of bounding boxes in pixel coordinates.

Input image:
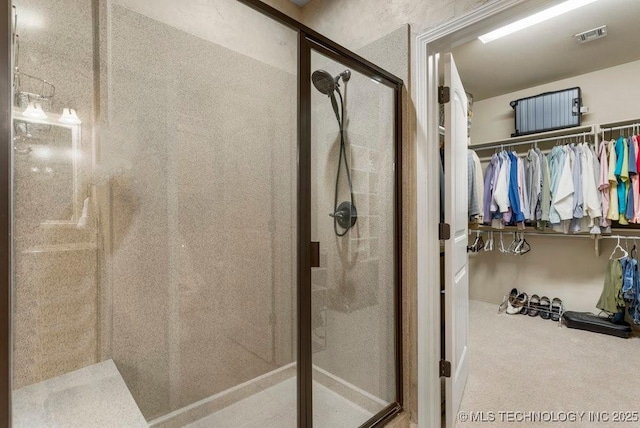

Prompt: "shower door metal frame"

[300,35,404,428]
[0,0,10,426]
[238,1,404,427]
[0,0,403,426]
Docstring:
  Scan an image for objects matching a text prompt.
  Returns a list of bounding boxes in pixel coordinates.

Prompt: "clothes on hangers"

[632,136,640,223]
[525,149,541,223]
[569,144,583,232]
[607,139,619,221]
[598,140,611,228]
[508,152,525,224]
[493,152,510,224]
[483,153,499,224]
[627,137,637,222]
[581,143,602,229]
[470,150,484,222]
[468,150,480,220]
[614,137,629,224]
[597,258,624,314]
[474,130,640,231]
[540,149,551,223]
[517,153,529,221]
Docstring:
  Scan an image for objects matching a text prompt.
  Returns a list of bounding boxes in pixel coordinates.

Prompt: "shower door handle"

[310,241,320,268]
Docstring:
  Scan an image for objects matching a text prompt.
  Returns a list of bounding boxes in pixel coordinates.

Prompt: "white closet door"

[444,52,470,428]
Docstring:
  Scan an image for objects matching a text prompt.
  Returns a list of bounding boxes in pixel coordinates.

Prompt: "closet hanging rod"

[471,131,593,152]
[475,230,640,240]
[600,123,640,133]
[475,230,597,239]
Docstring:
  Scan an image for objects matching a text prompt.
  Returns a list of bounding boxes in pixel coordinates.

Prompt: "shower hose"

[333,88,355,237]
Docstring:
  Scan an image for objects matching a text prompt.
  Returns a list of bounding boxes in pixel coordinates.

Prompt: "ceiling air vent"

[574,25,607,43]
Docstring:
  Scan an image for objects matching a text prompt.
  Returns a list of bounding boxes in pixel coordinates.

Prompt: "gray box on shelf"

[510,87,582,137]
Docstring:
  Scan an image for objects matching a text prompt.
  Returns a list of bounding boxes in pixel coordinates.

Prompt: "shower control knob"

[329,201,357,230]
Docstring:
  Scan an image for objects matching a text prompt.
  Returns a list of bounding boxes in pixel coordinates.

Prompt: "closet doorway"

[416,0,640,426]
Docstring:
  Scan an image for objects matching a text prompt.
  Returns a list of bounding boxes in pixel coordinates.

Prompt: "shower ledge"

[12,359,147,427]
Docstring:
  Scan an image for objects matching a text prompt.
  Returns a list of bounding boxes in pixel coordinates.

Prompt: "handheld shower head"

[312,70,336,95]
[312,69,351,95]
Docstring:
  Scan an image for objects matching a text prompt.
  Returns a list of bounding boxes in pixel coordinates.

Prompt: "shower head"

[312,69,351,95]
[312,70,336,95]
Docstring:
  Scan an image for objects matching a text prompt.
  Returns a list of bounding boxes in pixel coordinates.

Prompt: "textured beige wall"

[101,3,297,420]
[302,0,490,53]
[114,0,299,74]
[470,237,623,313]
[12,0,98,389]
[471,59,640,143]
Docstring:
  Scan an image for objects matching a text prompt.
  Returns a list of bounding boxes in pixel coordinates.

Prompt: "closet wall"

[468,59,640,313]
[471,59,640,143]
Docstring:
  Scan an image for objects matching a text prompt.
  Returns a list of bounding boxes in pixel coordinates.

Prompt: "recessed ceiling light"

[478,0,601,44]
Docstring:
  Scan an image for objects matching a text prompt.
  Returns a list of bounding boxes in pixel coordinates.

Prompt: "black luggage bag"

[563,311,632,338]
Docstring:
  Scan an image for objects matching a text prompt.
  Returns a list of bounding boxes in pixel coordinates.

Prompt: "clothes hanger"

[484,231,494,252]
[498,232,506,254]
[514,232,531,255]
[469,231,484,253]
[507,232,519,254]
[513,232,524,254]
[610,236,629,260]
[476,232,484,252]
[519,235,531,255]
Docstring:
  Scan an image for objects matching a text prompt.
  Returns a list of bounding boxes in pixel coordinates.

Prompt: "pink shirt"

[633,136,640,223]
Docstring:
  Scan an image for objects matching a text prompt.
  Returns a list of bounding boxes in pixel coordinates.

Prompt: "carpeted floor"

[456,300,640,427]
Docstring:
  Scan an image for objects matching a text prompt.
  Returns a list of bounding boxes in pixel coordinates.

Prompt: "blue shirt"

[508,152,524,223]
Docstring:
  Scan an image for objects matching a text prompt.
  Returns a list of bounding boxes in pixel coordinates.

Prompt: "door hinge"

[439,223,451,240]
[438,86,450,104]
[440,360,451,378]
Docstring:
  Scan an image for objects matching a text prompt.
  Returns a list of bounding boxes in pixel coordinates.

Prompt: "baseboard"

[149,362,296,428]
[149,363,390,427]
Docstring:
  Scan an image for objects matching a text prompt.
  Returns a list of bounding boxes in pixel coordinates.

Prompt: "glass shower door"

[309,49,399,427]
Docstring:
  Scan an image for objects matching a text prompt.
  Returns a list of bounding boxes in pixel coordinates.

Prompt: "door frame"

[414,1,563,427]
[0,0,404,427]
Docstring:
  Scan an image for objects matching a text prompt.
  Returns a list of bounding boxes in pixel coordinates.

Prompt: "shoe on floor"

[551,297,563,321]
[507,292,528,315]
[528,294,540,317]
[539,296,552,320]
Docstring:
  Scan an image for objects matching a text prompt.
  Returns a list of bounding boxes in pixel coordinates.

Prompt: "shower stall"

[0,0,403,427]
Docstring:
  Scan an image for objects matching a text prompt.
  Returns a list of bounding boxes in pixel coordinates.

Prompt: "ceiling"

[451,0,640,101]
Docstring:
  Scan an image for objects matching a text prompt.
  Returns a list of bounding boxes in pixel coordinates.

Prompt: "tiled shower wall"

[98,3,297,420]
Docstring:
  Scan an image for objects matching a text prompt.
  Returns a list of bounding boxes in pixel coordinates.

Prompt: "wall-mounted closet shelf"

[471,125,594,151]
[470,117,640,153]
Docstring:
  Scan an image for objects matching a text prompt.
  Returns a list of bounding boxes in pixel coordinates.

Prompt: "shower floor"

[186,377,374,428]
